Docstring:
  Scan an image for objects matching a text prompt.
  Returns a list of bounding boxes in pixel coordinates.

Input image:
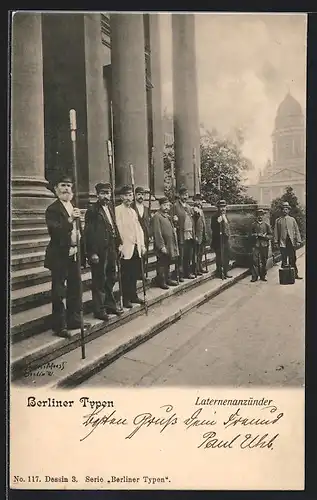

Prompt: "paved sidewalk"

[84,251,305,387]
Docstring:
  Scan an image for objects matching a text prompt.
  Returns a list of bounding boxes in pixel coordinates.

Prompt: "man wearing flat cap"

[84,182,123,320]
[151,197,179,289]
[115,185,146,308]
[210,199,232,279]
[44,173,89,338]
[274,201,302,279]
[192,194,208,275]
[171,186,196,280]
[250,208,272,282]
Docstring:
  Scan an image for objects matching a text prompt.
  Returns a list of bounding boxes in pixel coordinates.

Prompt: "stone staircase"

[11,209,230,384]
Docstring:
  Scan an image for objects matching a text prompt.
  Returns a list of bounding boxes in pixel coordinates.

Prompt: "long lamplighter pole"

[69,109,86,359]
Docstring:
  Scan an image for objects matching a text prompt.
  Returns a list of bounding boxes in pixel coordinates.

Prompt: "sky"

[159,13,307,184]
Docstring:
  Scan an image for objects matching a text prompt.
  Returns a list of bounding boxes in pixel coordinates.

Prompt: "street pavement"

[84,251,305,387]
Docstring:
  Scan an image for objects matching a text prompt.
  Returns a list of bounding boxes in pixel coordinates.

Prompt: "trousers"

[280,236,299,277]
[51,256,81,331]
[121,245,141,302]
[214,237,230,276]
[251,246,269,280]
[90,250,117,315]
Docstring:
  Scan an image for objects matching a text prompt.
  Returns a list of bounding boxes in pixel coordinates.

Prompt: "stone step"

[11,227,48,241]
[11,265,249,387]
[10,254,216,343]
[11,217,47,228]
[11,238,50,255]
[10,251,158,311]
[11,251,46,271]
[11,266,90,291]
[11,250,214,308]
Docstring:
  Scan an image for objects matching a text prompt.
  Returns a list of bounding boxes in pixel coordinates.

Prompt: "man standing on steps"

[171,186,196,281]
[192,194,208,275]
[84,182,124,321]
[250,208,272,282]
[210,199,233,279]
[132,186,151,278]
[115,185,146,308]
[274,201,303,280]
[152,197,179,290]
[44,173,89,338]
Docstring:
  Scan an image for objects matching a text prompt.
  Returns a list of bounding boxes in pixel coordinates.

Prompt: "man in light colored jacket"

[115,185,146,308]
[274,201,302,279]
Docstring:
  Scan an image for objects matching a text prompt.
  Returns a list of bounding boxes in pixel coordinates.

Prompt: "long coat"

[171,199,194,245]
[210,213,231,251]
[193,210,207,245]
[274,215,301,247]
[44,199,85,271]
[152,211,179,259]
[132,203,151,247]
[84,201,121,260]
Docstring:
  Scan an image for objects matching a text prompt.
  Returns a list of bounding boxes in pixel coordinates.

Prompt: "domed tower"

[272,92,305,174]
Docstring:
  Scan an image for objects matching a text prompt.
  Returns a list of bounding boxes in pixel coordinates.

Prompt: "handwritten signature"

[80,404,284,451]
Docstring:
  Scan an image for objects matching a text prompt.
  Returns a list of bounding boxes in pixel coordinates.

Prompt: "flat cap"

[178,186,188,194]
[135,186,146,194]
[95,182,111,193]
[256,208,265,214]
[53,173,73,186]
[217,199,227,207]
[158,196,169,205]
[120,184,133,195]
[282,201,291,208]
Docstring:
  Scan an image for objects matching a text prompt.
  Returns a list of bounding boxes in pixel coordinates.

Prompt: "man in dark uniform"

[84,182,123,320]
[250,208,272,282]
[44,173,89,338]
[192,194,208,275]
[274,201,302,279]
[210,199,232,279]
[151,197,179,289]
[132,186,151,249]
[171,186,195,280]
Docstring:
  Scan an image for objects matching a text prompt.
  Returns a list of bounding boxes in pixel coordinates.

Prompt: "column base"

[11,176,54,210]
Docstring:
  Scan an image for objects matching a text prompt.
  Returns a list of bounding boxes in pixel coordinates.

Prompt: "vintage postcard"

[9,11,306,490]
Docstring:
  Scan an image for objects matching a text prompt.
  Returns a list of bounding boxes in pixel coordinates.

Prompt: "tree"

[270,186,306,239]
[199,132,256,204]
[163,130,257,205]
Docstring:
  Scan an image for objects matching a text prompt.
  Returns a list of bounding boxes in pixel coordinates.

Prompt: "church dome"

[274,92,304,130]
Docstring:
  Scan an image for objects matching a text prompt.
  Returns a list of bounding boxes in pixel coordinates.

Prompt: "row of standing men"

[43,174,302,339]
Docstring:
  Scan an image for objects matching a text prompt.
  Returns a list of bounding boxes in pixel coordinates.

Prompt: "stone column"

[148,14,165,197]
[11,13,52,209]
[172,14,201,194]
[110,14,149,190]
[84,14,110,199]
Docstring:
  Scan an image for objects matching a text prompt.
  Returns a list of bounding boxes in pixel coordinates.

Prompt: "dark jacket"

[132,203,151,247]
[250,220,272,248]
[84,201,122,260]
[152,211,179,259]
[211,212,231,251]
[171,199,194,245]
[44,199,85,271]
[193,209,207,245]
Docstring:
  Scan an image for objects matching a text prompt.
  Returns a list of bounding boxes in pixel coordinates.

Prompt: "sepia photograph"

[10,11,306,390]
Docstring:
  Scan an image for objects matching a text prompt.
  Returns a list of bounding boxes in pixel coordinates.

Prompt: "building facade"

[11,12,201,211]
[247,92,306,206]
